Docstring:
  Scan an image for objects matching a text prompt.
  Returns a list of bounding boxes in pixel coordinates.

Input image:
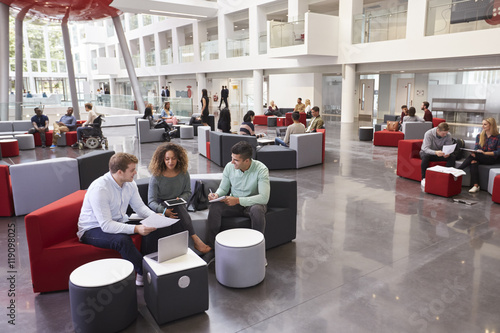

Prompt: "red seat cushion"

[425,170,462,197]
[0,165,14,216]
[254,115,268,125]
[373,130,404,147]
[0,140,19,157]
[492,175,500,204]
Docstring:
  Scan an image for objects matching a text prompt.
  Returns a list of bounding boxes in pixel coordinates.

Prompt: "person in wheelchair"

[74,115,108,149]
[72,103,97,148]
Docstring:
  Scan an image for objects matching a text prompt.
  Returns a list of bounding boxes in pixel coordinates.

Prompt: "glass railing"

[353,6,407,44]
[259,32,267,54]
[200,40,219,61]
[132,54,141,68]
[179,44,194,63]
[269,20,305,48]
[160,48,173,65]
[426,0,500,36]
[145,51,156,67]
[227,38,250,58]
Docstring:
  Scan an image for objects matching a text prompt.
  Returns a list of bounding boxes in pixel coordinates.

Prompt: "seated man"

[294,97,305,113]
[403,106,424,124]
[275,111,305,147]
[306,106,324,132]
[420,122,456,188]
[28,107,49,148]
[205,141,270,263]
[72,102,98,148]
[50,107,76,148]
[399,105,408,124]
[77,153,174,286]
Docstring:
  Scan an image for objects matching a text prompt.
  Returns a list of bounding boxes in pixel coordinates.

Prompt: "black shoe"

[71,143,79,148]
[202,250,215,265]
[41,144,46,148]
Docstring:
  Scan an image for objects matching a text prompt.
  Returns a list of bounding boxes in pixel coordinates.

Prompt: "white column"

[15,14,24,120]
[193,21,206,62]
[173,27,185,64]
[253,69,263,114]
[218,13,232,59]
[0,3,8,120]
[196,73,206,112]
[406,0,427,40]
[249,5,266,56]
[109,78,116,96]
[341,64,356,123]
[62,21,81,119]
[288,0,308,22]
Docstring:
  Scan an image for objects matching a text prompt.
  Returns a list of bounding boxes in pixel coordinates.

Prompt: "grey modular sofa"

[209,132,257,167]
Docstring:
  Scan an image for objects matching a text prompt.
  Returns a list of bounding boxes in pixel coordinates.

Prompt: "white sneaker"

[469,186,480,193]
[136,274,144,286]
[421,178,426,189]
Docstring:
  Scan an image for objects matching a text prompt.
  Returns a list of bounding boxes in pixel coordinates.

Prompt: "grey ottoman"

[143,249,208,324]
[180,125,194,139]
[14,134,35,150]
[215,229,265,288]
[256,145,296,170]
[69,258,137,333]
[359,126,374,141]
[267,116,277,127]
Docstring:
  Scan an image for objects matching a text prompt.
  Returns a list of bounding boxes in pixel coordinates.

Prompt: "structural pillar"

[113,16,145,113]
[341,64,356,123]
[288,0,308,22]
[0,3,9,120]
[196,73,206,112]
[61,21,80,119]
[15,14,24,120]
[253,69,263,114]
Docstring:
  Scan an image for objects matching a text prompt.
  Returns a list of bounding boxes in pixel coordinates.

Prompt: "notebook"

[151,230,188,263]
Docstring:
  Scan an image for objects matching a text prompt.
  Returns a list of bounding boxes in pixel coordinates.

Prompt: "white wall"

[269,73,321,108]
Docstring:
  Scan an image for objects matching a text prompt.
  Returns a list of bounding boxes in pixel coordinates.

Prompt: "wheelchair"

[77,115,108,149]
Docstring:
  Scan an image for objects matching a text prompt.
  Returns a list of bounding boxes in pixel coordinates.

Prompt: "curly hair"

[149,143,188,176]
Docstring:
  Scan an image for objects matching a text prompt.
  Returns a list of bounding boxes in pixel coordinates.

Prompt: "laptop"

[151,231,189,263]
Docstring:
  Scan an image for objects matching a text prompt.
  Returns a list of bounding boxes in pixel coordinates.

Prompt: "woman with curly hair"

[148,143,211,253]
[459,117,500,193]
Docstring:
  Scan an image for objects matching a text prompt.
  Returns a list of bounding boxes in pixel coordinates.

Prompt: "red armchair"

[397,139,447,181]
[285,112,306,127]
[0,165,14,216]
[25,190,142,293]
[432,118,445,128]
[373,130,404,147]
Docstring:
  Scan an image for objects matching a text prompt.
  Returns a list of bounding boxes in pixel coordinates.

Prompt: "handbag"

[386,121,399,131]
[187,180,208,212]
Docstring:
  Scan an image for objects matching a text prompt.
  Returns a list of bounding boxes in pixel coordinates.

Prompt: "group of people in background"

[400,101,433,125]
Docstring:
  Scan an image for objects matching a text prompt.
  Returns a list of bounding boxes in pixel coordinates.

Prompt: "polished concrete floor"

[1,121,499,333]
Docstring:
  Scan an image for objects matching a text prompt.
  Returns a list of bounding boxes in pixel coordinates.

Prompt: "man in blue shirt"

[50,107,77,148]
[28,107,49,148]
[205,141,270,263]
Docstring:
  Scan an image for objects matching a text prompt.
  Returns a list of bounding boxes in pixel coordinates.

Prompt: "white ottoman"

[488,168,500,194]
[0,135,14,139]
[215,228,265,288]
[14,134,35,150]
[180,125,194,139]
[69,258,137,333]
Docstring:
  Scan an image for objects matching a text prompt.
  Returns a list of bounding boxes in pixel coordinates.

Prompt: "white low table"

[143,248,208,324]
[215,228,265,288]
[69,258,137,333]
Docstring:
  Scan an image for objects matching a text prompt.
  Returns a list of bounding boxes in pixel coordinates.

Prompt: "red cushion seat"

[397,140,447,181]
[254,115,268,125]
[424,169,462,197]
[373,130,404,147]
[0,139,19,157]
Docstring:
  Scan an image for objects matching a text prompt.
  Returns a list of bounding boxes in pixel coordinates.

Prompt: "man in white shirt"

[78,153,162,286]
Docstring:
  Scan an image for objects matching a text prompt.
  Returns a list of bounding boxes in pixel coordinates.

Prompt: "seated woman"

[265,100,280,116]
[143,106,171,132]
[239,110,265,138]
[160,101,178,125]
[304,99,312,118]
[403,107,424,123]
[148,143,211,254]
[458,117,500,193]
[217,107,232,133]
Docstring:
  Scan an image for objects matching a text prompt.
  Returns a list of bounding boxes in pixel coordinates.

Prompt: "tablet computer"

[164,198,187,206]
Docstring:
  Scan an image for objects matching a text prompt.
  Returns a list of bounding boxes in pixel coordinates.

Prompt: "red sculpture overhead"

[1,0,120,21]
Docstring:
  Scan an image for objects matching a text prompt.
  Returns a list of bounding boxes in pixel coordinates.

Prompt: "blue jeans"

[275,137,288,147]
[81,227,144,275]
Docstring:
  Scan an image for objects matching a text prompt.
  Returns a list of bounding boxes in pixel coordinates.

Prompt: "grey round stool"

[14,134,35,150]
[69,258,137,333]
[267,116,277,127]
[359,126,374,141]
[215,228,265,288]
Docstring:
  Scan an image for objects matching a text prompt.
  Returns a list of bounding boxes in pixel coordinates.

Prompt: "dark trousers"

[80,223,181,276]
[219,97,228,108]
[28,128,48,144]
[154,121,172,132]
[458,153,498,185]
[206,202,267,248]
[420,152,456,179]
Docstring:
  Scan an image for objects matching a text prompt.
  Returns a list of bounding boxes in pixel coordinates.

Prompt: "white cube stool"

[0,135,14,139]
[180,125,194,139]
[488,168,500,194]
[215,228,265,288]
[69,258,137,333]
[14,134,35,150]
